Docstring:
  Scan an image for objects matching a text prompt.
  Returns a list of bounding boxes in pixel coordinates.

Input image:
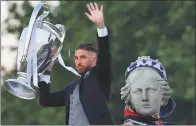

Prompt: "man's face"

[74,49,97,73]
[128,69,163,116]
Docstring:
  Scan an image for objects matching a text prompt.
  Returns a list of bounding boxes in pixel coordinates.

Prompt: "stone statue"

[120,56,176,125]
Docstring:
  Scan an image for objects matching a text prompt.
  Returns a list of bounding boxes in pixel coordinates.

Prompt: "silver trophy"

[4,3,66,100]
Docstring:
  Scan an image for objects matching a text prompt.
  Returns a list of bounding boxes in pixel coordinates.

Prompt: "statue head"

[126,67,164,116]
[121,56,175,118]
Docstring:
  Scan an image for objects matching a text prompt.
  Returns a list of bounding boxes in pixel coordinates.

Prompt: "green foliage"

[1,1,195,125]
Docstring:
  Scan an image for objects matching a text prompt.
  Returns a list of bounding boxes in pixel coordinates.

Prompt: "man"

[38,2,113,125]
[121,56,176,125]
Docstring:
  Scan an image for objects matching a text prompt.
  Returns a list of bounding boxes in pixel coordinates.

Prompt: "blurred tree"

[1,1,195,125]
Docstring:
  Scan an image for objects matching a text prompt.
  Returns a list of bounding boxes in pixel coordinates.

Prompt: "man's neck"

[79,67,91,76]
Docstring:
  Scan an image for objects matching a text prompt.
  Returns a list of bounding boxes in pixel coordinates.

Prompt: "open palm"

[84,2,104,26]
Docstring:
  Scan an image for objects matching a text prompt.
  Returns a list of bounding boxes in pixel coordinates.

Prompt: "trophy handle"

[55,24,66,43]
[21,3,49,62]
[37,4,49,21]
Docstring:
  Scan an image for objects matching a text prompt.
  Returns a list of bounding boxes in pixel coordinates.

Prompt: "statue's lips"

[141,104,150,108]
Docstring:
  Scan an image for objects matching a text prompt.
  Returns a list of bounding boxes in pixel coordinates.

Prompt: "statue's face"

[128,68,163,116]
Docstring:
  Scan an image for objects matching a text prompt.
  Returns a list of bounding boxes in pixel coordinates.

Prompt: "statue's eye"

[133,89,142,94]
[148,88,156,93]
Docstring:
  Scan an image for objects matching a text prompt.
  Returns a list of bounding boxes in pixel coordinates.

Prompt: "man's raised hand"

[84,2,105,29]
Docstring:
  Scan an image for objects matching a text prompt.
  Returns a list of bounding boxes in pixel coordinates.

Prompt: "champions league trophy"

[4,3,79,100]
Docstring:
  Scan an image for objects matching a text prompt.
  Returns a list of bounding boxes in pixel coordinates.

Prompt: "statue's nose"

[142,90,149,102]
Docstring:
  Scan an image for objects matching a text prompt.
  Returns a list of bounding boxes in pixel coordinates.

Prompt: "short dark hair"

[76,42,97,53]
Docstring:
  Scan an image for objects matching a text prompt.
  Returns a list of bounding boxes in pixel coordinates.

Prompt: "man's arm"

[38,74,66,107]
[96,27,111,101]
[85,2,111,100]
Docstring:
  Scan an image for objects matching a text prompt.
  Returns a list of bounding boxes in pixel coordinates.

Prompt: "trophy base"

[4,72,36,100]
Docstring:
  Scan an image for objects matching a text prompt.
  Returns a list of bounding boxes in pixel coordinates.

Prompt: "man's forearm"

[96,26,110,57]
[38,74,66,107]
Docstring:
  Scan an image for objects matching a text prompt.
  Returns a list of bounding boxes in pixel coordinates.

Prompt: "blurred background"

[1,1,195,125]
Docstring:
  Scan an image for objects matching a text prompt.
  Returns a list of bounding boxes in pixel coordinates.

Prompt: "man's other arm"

[84,3,112,100]
[38,74,66,107]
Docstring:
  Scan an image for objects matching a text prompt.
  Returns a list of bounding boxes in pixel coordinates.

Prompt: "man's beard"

[77,65,86,73]
[77,65,90,74]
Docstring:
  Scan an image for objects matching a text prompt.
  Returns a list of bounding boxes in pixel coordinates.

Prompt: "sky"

[1,1,60,84]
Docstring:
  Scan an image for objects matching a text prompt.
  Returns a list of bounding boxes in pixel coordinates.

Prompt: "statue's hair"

[122,67,171,107]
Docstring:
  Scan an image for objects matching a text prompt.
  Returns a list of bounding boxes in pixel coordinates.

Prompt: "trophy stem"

[4,72,36,100]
